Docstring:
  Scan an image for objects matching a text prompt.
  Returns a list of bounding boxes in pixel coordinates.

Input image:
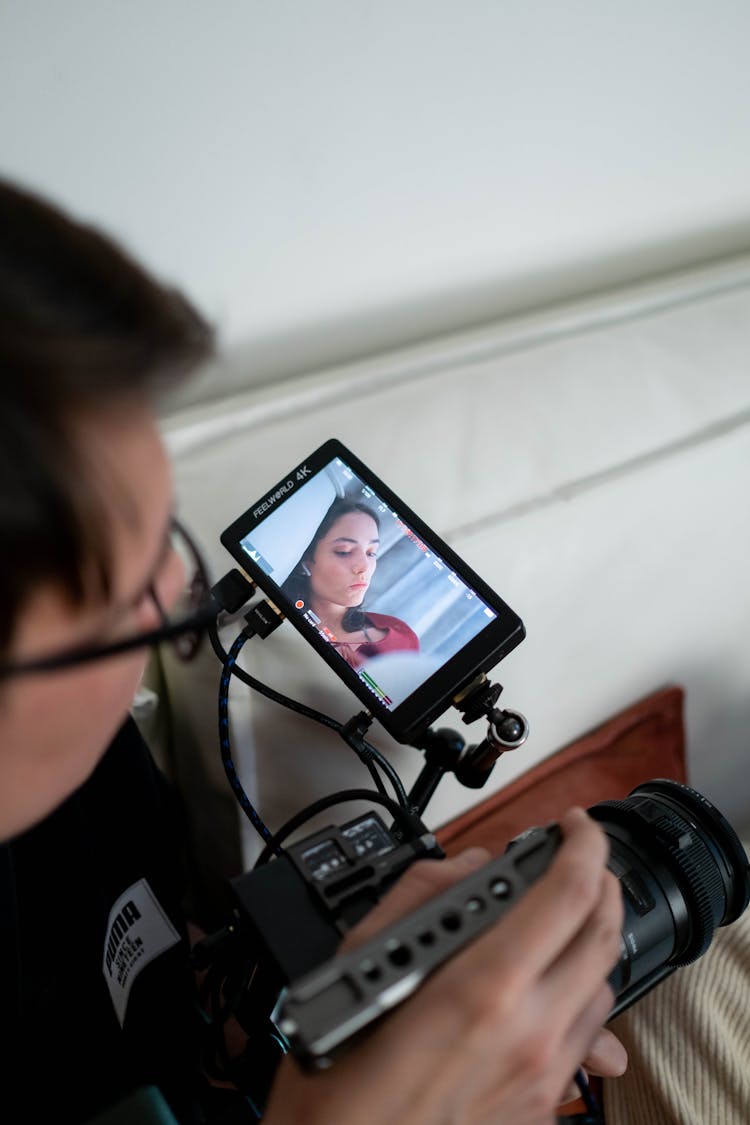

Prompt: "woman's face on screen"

[307,511,379,609]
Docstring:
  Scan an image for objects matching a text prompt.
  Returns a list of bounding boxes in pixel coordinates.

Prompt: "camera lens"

[587,779,750,1018]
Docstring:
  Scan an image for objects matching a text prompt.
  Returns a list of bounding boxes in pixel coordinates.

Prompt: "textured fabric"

[603,882,750,1125]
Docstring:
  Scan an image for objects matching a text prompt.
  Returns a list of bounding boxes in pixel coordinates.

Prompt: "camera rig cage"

[191,567,557,1116]
[193,562,750,1125]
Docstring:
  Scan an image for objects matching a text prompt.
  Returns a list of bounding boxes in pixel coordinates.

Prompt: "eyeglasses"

[0,519,218,679]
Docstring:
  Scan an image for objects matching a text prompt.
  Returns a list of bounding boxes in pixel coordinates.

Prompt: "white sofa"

[152,254,750,907]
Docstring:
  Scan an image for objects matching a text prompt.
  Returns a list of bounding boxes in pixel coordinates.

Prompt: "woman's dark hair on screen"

[0,177,214,655]
[281,499,380,633]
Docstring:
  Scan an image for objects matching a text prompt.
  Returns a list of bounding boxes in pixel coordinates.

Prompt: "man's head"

[0,178,214,839]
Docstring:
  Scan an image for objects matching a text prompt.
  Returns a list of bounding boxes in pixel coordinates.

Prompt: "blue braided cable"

[219,630,281,854]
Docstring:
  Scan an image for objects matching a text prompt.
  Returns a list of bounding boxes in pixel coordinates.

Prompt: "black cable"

[210,617,410,809]
[254,787,428,867]
[552,1070,604,1125]
[354,733,410,809]
[217,626,388,845]
[361,752,390,800]
[574,1069,603,1121]
[214,618,385,799]
[210,619,341,733]
[218,630,280,852]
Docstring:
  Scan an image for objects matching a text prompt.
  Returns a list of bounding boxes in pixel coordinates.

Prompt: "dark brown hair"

[0,177,215,653]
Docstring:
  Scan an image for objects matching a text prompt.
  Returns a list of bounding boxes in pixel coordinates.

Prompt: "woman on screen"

[282,498,419,670]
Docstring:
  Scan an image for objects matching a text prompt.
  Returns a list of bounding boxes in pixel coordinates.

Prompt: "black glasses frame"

[0,520,218,679]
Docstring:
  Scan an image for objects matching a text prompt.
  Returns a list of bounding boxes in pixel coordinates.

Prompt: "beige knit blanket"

[603,883,750,1124]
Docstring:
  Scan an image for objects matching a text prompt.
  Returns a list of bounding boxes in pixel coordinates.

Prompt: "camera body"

[227,779,749,1075]
[230,810,443,988]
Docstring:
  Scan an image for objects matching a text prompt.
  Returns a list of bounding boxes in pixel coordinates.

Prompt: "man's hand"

[263,807,626,1125]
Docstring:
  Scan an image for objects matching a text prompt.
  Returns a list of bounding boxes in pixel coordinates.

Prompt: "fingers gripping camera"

[277,780,750,1071]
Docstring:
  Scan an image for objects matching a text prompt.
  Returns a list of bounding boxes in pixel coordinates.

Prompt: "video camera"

[195,440,750,1123]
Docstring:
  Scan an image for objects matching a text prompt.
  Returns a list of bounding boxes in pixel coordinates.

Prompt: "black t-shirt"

[0,718,204,1124]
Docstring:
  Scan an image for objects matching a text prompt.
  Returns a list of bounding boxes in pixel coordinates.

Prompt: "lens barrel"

[587,779,750,1019]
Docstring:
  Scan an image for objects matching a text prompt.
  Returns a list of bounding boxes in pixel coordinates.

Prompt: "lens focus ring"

[646,810,724,962]
[593,798,724,964]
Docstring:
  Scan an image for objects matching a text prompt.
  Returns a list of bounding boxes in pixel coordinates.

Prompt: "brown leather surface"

[436,684,686,857]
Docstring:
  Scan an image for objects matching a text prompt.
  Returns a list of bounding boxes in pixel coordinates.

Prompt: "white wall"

[3,1,750,400]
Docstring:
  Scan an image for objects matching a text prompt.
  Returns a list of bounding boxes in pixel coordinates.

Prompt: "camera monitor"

[220,439,525,744]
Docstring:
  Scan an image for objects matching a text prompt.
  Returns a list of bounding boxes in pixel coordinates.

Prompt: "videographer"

[0,176,626,1124]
